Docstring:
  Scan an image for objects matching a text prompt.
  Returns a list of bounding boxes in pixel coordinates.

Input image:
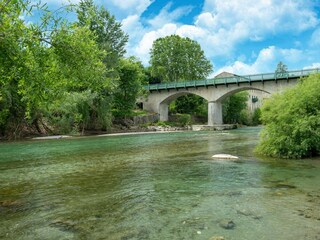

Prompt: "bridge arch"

[214,86,271,102]
[158,91,208,122]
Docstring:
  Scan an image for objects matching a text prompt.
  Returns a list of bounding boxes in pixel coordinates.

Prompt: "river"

[0,127,319,239]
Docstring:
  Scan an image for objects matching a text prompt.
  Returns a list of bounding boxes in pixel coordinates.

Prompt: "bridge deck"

[145,68,319,91]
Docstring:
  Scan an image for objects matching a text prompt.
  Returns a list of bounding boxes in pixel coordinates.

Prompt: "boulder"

[212,154,239,160]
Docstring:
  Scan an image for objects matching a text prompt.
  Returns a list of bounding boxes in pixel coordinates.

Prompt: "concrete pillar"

[159,102,169,121]
[208,101,223,126]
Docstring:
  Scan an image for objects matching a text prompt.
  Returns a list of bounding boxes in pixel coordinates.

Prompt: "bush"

[256,74,320,158]
[223,92,248,124]
[252,108,262,126]
[176,114,191,126]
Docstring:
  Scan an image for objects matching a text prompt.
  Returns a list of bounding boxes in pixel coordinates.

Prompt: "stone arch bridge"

[141,68,319,126]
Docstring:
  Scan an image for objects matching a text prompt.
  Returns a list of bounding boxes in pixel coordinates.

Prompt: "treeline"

[0,0,256,139]
[0,0,146,139]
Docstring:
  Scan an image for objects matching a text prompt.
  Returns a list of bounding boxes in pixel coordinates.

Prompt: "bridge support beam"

[208,101,223,126]
[159,102,169,121]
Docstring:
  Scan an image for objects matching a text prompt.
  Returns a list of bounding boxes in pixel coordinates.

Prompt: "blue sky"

[34,0,320,77]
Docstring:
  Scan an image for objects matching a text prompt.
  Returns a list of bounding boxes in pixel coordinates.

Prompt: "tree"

[275,61,288,78]
[113,57,146,117]
[149,35,213,82]
[0,0,113,138]
[256,74,320,158]
[76,0,128,76]
[149,35,212,120]
[222,92,249,124]
[172,95,207,116]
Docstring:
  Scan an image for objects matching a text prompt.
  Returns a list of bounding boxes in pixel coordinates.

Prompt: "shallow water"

[0,128,319,240]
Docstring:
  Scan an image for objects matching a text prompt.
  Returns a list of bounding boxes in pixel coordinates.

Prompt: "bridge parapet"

[144,68,319,91]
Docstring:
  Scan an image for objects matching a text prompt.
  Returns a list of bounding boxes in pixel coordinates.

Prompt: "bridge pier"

[208,101,223,126]
[159,102,169,121]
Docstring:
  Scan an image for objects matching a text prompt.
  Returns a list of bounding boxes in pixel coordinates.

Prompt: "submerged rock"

[49,220,78,233]
[209,237,225,240]
[236,209,263,220]
[212,154,239,160]
[0,199,26,213]
[219,219,235,229]
[264,182,297,190]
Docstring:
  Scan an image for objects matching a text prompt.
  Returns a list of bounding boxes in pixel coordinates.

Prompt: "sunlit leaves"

[0,0,115,137]
[257,74,320,158]
[113,57,146,117]
[150,35,213,82]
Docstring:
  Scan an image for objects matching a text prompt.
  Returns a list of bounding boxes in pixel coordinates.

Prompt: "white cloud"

[310,27,320,46]
[122,15,145,41]
[134,23,178,64]
[303,63,320,69]
[202,0,318,33]
[215,46,307,76]
[109,0,153,16]
[176,25,207,38]
[120,0,319,72]
[43,0,81,4]
[190,0,319,59]
[148,3,193,29]
[195,12,215,28]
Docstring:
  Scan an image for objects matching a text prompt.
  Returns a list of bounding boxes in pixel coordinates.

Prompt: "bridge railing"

[145,68,319,91]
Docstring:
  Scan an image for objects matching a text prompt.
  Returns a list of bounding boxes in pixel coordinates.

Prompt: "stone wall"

[132,113,159,125]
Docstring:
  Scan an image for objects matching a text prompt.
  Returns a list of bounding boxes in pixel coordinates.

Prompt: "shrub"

[176,114,191,126]
[252,108,262,126]
[256,74,320,158]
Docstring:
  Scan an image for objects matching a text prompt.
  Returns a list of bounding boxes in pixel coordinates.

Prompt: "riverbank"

[1,124,241,141]
[31,125,191,140]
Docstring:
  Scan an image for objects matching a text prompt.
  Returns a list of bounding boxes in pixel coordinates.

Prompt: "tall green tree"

[76,0,128,76]
[275,61,288,78]
[149,35,213,82]
[0,0,112,138]
[256,74,320,158]
[113,57,146,117]
[149,35,213,119]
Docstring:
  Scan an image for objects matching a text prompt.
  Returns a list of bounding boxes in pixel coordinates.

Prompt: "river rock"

[236,209,263,220]
[212,154,239,160]
[219,219,235,229]
[209,237,225,240]
[49,220,78,233]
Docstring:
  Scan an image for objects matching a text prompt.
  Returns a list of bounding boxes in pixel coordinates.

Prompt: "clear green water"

[0,128,319,240]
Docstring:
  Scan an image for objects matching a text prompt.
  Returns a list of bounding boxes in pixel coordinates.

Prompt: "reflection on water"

[0,127,319,239]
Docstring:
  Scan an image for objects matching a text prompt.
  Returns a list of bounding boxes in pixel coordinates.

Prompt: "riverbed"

[0,127,319,239]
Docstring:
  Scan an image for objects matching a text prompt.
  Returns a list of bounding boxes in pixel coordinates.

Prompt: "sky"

[33,0,320,77]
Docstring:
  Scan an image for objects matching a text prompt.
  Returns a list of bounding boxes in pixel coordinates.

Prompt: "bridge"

[141,68,319,126]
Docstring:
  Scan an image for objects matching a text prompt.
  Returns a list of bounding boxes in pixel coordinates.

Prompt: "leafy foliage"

[149,35,212,120]
[256,74,320,158]
[252,108,262,126]
[0,0,116,138]
[113,57,146,117]
[77,0,128,77]
[275,61,288,78]
[149,35,213,82]
[170,95,207,117]
[222,92,249,124]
